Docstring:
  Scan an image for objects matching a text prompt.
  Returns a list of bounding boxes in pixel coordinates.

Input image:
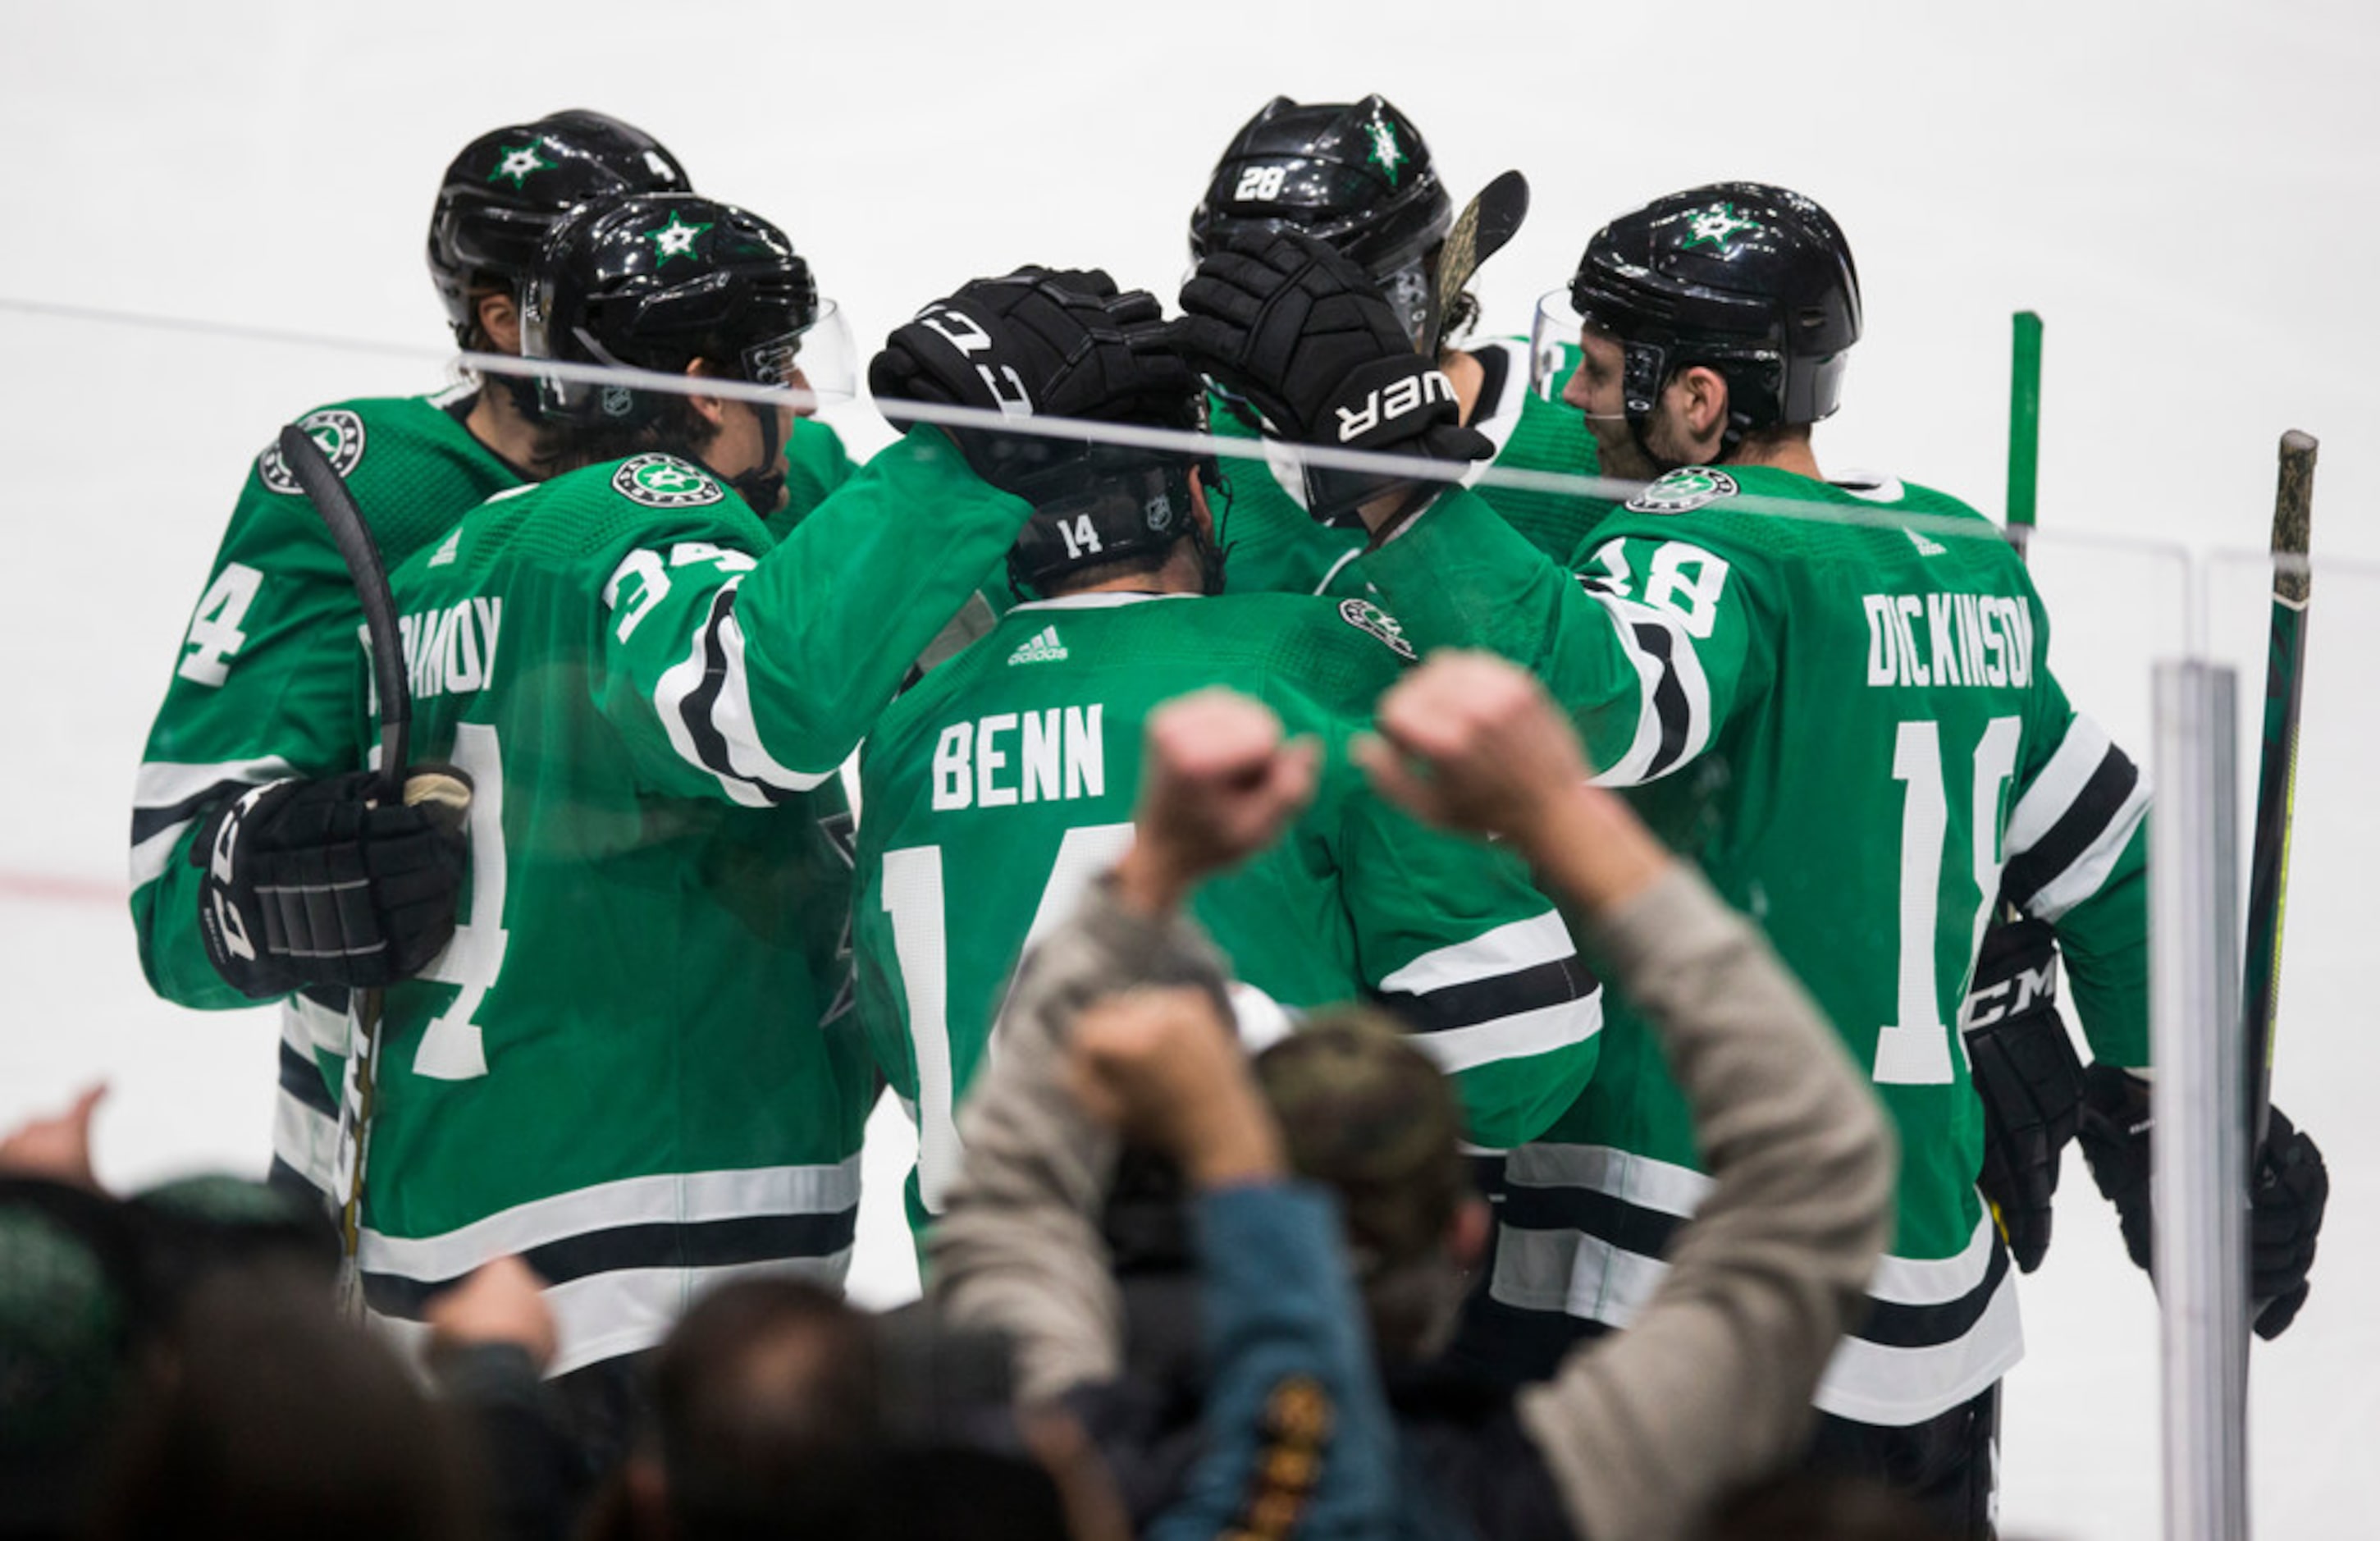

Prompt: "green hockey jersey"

[129,386,529,1200]
[355,427,1032,1374]
[1359,464,2150,1426]
[128,390,858,1212]
[1211,337,1613,598]
[852,591,1604,1239]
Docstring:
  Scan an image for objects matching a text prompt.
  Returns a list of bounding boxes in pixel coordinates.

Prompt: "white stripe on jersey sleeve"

[1379,911,1579,996]
[1408,995,1604,1076]
[1583,592,1715,788]
[2005,713,2115,854]
[2027,776,2151,922]
[129,755,295,885]
[650,576,834,806]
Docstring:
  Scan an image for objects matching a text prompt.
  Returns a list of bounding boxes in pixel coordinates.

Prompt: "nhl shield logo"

[1337,598,1418,661]
[258,409,367,495]
[1625,467,1739,514]
[613,453,724,509]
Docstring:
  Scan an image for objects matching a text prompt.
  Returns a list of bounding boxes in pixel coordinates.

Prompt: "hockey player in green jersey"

[1177,186,2330,1537]
[131,112,701,1208]
[1184,96,1610,598]
[354,194,1195,1398]
[849,359,1602,1241]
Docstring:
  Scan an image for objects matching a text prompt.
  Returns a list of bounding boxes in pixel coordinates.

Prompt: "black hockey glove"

[192,769,472,999]
[868,266,1195,492]
[2246,1108,2328,1339]
[1173,226,1489,528]
[2076,1063,2330,1339]
[1962,917,2084,1273]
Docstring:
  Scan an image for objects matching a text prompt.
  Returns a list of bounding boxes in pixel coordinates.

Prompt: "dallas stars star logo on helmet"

[644,210,712,268]
[1366,120,1407,188]
[1625,466,1740,514]
[613,453,724,509]
[1680,202,1762,256]
[487,139,555,190]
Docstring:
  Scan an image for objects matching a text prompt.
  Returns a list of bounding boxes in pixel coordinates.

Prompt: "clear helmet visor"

[1530,287,1586,403]
[746,298,857,414]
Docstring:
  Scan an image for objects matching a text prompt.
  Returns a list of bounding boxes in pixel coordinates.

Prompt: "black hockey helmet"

[427,109,690,350]
[1003,384,1218,599]
[521,192,829,428]
[1189,96,1450,337]
[1569,181,1862,446]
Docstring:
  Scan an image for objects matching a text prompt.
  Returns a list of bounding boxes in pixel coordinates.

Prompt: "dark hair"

[92,1264,481,1541]
[545,387,723,478]
[649,1277,882,1537]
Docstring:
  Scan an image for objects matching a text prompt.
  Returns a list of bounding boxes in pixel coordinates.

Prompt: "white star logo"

[1367,121,1406,185]
[1682,203,1761,254]
[500,148,543,181]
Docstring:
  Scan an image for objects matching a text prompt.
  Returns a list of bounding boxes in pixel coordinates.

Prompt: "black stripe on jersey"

[678,588,799,807]
[130,775,267,848]
[267,1156,332,1206]
[1377,957,1600,1036]
[1499,1178,1686,1261]
[1629,620,1693,780]
[359,1206,861,1319]
[2002,747,2139,911]
[1846,1236,2010,1351]
[1507,1183,2008,1353]
[277,1040,338,1120]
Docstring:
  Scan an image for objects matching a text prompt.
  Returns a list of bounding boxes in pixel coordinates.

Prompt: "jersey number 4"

[1874,716,2021,1085]
[177,563,263,685]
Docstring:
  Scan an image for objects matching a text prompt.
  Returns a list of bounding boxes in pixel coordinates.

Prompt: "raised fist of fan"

[1356,651,1589,849]
[1175,226,1488,528]
[1112,688,1319,916]
[868,266,1195,491]
[194,769,473,999]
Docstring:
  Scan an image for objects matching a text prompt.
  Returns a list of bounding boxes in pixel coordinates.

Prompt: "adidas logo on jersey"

[1904,527,1948,558]
[428,528,463,568]
[1007,625,1067,665]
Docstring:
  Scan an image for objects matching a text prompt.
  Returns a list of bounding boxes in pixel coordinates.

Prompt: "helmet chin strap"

[724,398,787,514]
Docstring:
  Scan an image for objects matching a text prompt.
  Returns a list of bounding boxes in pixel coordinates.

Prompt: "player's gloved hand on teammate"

[869,266,1196,492]
[193,768,473,999]
[1173,226,1488,530]
[1961,917,2084,1273]
[2075,1063,2330,1339]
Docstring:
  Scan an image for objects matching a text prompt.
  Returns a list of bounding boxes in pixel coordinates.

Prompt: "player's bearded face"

[1564,327,1660,481]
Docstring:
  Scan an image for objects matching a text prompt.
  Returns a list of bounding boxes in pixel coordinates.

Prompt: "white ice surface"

[4,4,2378,1536]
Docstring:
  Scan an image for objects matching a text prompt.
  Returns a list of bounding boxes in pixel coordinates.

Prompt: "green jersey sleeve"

[130,391,524,1009]
[590,428,1036,802]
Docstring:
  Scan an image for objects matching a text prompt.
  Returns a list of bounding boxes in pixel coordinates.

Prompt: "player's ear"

[683,358,729,429]
[473,290,522,355]
[1671,364,1732,456]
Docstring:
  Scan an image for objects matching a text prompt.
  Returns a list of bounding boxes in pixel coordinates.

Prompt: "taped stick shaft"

[2242,428,2317,1161]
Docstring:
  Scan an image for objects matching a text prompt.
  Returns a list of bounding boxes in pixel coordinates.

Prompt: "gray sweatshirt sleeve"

[925,880,1235,1405]
[1516,865,1897,1541]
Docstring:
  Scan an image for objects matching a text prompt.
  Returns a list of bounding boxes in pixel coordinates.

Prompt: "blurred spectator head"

[1252,1008,1481,1360]
[0,1183,144,1538]
[92,1261,480,1541]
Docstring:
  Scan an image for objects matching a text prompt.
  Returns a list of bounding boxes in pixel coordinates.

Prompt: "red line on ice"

[0,871,126,907]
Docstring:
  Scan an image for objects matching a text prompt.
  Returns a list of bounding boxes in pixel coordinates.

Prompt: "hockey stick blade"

[276,423,409,796]
[2242,428,2316,1168]
[1421,170,1529,359]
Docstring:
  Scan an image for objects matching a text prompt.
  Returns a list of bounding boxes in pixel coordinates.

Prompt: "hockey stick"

[2242,429,2317,1162]
[2005,311,2043,552]
[275,423,410,1314]
[1420,170,1529,360]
